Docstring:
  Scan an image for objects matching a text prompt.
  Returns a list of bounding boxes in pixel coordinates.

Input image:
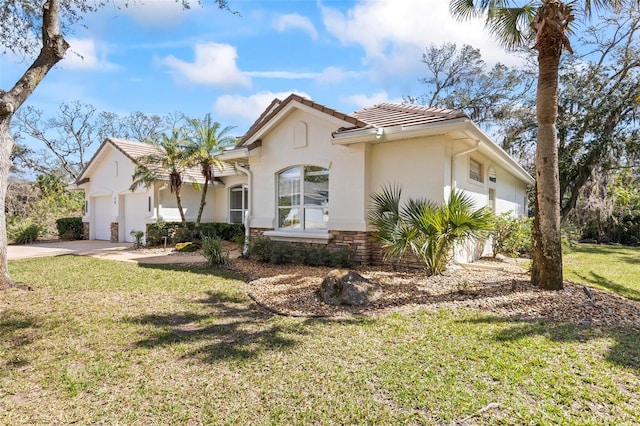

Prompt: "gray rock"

[319,269,381,306]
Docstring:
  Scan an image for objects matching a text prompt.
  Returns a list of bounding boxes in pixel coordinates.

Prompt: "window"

[488,167,496,183]
[278,165,329,231]
[469,158,483,183]
[488,188,496,211]
[229,185,248,224]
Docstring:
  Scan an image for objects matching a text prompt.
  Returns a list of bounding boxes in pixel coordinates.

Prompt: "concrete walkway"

[8,240,206,264]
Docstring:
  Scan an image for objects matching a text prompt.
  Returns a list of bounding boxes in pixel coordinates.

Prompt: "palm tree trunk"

[196,179,209,230]
[176,190,186,223]
[532,3,565,290]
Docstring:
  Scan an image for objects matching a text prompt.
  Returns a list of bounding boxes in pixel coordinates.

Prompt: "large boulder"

[319,269,381,306]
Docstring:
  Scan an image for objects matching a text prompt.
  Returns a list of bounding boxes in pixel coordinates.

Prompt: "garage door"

[124,194,148,243]
[93,196,112,241]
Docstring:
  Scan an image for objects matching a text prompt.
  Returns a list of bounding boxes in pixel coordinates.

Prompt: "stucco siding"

[248,108,367,232]
[368,135,447,206]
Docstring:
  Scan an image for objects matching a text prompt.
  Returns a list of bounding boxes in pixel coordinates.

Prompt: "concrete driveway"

[7,240,206,264]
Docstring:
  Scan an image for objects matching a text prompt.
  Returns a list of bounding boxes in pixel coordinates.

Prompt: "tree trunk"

[0,118,15,288]
[176,190,186,223]
[0,0,69,289]
[195,179,209,230]
[531,2,566,290]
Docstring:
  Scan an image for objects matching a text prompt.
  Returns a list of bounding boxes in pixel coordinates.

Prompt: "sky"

[0,0,529,140]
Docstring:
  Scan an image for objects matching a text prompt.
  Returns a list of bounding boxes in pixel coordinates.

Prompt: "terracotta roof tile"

[347,103,467,131]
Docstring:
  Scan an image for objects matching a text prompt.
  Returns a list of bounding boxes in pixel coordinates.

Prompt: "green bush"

[249,238,354,268]
[490,213,533,258]
[175,241,201,252]
[56,217,84,240]
[8,220,40,245]
[130,230,144,249]
[369,186,495,275]
[146,222,244,246]
[201,235,229,268]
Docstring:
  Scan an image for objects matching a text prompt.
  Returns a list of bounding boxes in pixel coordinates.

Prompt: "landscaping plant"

[201,234,229,268]
[369,185,494,275]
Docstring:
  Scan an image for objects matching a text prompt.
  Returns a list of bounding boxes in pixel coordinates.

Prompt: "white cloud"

[159,42,251,88]
[122,0,196,28]
[273,13,318,40]
[214,90,311,131]
[316,66,365,84]
[63,38,117,71]
[245,70,320,79]
[341,91,402,109]
[320,0,525,80]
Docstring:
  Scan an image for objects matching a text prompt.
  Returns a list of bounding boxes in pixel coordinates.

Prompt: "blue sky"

[1,0,527,138]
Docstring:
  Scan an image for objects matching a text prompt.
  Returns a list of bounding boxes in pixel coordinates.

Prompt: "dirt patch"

[229,257,640,327]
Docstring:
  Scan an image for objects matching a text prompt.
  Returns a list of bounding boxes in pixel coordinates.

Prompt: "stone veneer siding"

[82,222,90,240]
[249,228,373,265]
[110,222,119,243]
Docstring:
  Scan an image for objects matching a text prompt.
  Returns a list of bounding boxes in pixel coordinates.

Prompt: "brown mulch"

[228,257,640,327]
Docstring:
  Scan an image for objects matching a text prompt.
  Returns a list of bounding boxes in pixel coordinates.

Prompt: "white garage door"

[124,194,148,243]
[93,196,112,241]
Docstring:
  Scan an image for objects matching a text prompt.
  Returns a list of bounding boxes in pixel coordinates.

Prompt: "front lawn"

[1,256,639,424]
[564,243,640,300]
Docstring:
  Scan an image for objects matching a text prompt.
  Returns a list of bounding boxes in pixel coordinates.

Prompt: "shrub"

[8,220,40,245]
[175,241,201,252]
[201,235,229,268]
[146,222,244,246]
[249,238,354,268]
[490,213,532,258]
[369,186,494,275]
[130,230,144,249]
[56,217,84,240]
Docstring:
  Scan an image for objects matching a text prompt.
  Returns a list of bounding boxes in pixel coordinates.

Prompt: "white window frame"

[276,165,329,233]
[229,185,248,224]
[469,158,484,183]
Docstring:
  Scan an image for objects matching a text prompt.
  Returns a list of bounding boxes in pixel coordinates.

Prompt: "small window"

[148,196,152,212]
[469,158,483,183]
[114,161,119,177]
[488,167,496,183]
[488,188,496,211]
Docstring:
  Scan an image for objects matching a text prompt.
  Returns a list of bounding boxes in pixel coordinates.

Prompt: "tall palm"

[186,114,236,229]
[450,0,631,290]
[130,131,190,223]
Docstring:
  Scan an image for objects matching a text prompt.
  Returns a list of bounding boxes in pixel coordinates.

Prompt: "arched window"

[277,165,329,231]
[229,185,248,224]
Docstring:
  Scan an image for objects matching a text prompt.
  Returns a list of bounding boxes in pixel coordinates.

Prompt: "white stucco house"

[74,138,244,243]
[75,94,534,263]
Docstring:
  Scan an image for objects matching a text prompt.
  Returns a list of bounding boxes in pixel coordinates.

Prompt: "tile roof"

[238,93,368,145]
[235,95,469,147]
[77,137,236,184]
[342,103,468,133]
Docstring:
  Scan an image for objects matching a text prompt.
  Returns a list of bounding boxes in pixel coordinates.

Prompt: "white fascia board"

[217,148,249,161]
[464,122,535,186]
[332,118,471,145]
[244,101,357,146]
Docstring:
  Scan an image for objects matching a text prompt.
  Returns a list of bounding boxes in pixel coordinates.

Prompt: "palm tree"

[369,185,495,275]
[185,114,236,230]
[450,0,632,290]
[130,131,191,223]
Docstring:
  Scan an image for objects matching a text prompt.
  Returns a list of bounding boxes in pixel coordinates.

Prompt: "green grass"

[2,255,640,424]
[564,243,640,300]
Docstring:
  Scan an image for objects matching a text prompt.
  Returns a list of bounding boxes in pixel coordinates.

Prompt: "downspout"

[235,163,252,256]
[450,140,481,193]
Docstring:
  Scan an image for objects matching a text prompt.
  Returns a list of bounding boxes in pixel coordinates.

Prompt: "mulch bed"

[228,257,640,327]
